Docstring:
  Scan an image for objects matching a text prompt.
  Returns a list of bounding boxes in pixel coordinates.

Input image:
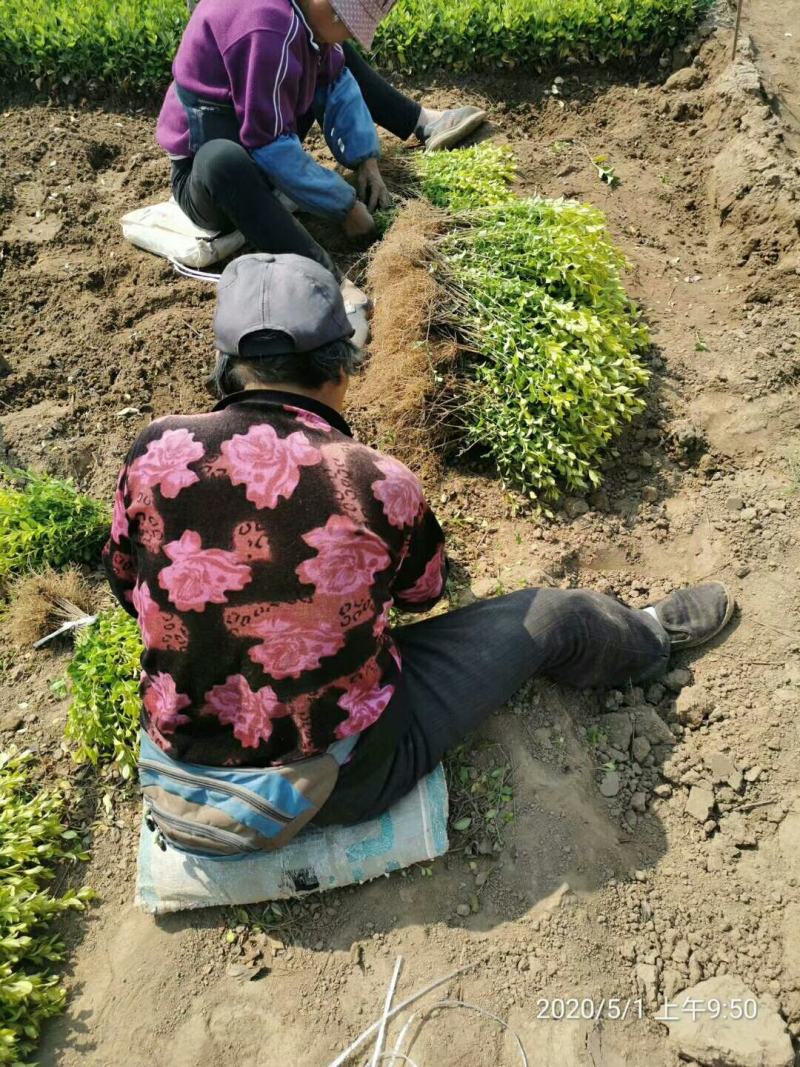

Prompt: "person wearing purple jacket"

[158,0,486,276]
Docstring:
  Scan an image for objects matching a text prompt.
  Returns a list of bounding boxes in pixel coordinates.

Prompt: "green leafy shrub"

[65,610,143,780]
[374,0,713,73]
[0,749,92,1065]
[417,143,516,211]
[0,0,712,91]
[0,470,109,583]
[417,146,649,498]
[0,0,185,92]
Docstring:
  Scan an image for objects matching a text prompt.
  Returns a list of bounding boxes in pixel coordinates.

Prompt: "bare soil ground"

[1,2,800,1064]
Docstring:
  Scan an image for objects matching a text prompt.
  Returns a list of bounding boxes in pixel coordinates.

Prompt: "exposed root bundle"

[349,200,459,482]
[8,566,95,647]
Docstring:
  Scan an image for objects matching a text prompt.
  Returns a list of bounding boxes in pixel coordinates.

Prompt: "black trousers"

[315,588,672,826]
[170,44,420,266]
[340,43,420,142]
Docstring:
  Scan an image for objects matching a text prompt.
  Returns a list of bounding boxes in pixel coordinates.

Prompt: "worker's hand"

[342,199,377,241]
[356,158,392,213]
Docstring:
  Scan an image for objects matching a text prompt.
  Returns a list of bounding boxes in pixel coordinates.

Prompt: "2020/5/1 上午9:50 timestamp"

[534,996,759,1022]
[535,998,645,1021]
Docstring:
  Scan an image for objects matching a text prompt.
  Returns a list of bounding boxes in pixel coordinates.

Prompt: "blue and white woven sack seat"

[135,764,449,915]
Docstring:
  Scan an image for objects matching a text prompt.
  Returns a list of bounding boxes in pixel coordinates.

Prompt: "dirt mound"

[703,39,800,278]
[349,199,459,480]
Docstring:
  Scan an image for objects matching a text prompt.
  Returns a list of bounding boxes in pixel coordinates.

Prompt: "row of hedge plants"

[0,751,92,1065]
[0,0,712,92]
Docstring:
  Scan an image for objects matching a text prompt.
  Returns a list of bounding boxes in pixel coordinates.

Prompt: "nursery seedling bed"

[0,0,712,91]
[1,12,800,1063]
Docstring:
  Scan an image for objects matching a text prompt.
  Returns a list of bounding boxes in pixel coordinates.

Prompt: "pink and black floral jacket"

[103,390,447,767]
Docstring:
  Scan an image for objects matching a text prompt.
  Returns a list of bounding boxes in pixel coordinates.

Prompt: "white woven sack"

[120,198,245,269]
[136,763,449,914]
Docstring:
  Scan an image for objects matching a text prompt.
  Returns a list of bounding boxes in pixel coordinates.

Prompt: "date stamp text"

[535,996,759,1022]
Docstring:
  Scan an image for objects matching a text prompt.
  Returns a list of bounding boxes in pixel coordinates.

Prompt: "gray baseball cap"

[213,253,354,357]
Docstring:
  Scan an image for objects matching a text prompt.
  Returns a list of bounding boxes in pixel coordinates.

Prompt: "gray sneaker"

[419,106,487,153]
[648,582,736,650]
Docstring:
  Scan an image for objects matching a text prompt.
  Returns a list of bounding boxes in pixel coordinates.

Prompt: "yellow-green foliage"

[417,144,517,211]
[418,145,650,498]
[65,611,143,781]
[0,470,109,583]
[0,0,712,90]
[0,750,92,1065]
[376,0,711,72]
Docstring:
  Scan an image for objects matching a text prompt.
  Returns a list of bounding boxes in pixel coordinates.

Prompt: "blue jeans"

[316,588,671,825]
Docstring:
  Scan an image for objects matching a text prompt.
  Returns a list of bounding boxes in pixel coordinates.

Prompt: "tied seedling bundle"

[0,470,109,583]
[0,750,92,1065]
[65,610,143,781]
[0,0,711,91]
[364,145,650,500]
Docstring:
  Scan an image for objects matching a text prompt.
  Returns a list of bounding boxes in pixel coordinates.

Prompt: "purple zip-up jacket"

[156,0,345,157]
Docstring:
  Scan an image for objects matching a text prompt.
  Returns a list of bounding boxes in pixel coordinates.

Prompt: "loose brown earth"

[1,1,800,1064]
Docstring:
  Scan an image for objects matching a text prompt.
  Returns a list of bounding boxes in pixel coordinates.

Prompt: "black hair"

[211,330,364,398]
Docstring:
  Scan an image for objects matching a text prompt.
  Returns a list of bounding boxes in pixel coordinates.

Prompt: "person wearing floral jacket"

[103,254,736,827]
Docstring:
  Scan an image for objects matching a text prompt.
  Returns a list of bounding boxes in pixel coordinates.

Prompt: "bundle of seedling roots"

[354,144,650,501]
